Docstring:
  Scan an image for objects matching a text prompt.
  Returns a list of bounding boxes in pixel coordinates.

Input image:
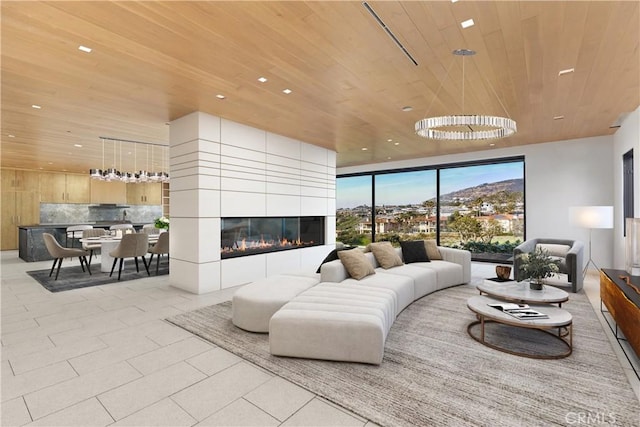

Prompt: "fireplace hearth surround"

[221,216,325,259]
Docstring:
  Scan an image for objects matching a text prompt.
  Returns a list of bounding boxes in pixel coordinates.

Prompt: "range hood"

[88,204,130,208]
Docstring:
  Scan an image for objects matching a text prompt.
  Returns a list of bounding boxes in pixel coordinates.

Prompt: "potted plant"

[154,216,170,231]
[517,247,560,290]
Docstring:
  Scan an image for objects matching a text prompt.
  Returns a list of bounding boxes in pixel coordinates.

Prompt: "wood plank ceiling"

[1,1,638,174]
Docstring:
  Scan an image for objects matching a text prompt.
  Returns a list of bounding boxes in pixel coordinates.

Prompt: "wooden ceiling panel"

[1,1,638,173]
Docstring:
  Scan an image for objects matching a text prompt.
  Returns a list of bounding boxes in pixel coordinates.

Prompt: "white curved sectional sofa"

[232,244,471,364]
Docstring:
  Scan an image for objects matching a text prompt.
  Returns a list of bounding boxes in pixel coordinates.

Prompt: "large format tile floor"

[1,251,638,426]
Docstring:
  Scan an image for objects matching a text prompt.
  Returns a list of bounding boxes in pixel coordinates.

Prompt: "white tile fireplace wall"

[169,111,336,294]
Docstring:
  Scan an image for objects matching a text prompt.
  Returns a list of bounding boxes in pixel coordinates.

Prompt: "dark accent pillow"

[400,240,430,264]
[316,247,354,273]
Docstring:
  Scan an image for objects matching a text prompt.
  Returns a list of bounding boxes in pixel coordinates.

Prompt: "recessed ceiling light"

[461,19,474,29]
[558,68,574,76]
[216,94,226,99]
[489,143,496,147]
[78,45,92,53]
[48,162,53,165]
[361,147,368,151]
[553,115,565,120]
[387,157,392,160]
[401,106,413,112]
[451,0,459,3]
[282,89,292,94]
[394,142,400,146]
[258,77,268,83]
[8,134,15,138]
[387,139,393,142]
[73,144,83,148]
[32,104,42,109]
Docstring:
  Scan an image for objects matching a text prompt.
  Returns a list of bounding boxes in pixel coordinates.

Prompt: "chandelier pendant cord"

[481,68,513,119]
[462,54,465,115]
[422,57,457,119]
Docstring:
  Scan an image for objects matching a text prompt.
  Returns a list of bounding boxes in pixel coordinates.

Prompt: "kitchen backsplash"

[40,204,162,225]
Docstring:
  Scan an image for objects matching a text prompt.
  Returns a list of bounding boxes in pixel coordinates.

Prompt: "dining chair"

[109,233,150,280]
[148,232,169,275]
[66,225,93,248]
[81,228,107,266]
[142,224,161,234]
[43,233,91,280]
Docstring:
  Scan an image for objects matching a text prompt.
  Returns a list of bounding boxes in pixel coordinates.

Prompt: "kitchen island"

[18,222,149,262]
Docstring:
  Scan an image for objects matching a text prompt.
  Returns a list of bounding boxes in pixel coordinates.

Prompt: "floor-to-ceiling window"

[336,175,373,246]
[438,161,524,261]
[336,157,525,262]
[374,170,437,245]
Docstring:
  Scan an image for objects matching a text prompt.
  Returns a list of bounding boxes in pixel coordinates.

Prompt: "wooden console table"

[600,269,640,362]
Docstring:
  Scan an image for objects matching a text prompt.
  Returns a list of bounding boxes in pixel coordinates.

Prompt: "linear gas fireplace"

[221,216,325,259]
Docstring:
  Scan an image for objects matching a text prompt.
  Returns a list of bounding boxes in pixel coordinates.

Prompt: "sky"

[337,161,524,208]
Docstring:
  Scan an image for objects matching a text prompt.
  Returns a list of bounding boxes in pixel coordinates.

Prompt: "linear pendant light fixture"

[89,137,169,183]
[415,49,517,141]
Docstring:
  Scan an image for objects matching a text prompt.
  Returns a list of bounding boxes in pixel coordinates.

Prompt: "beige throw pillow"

[338,249,376,280]
[369,242,403,269]
[424,239,442,260]
[536,243,570,257]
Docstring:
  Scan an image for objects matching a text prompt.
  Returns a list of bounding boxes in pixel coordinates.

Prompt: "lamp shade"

[569,206,614,229]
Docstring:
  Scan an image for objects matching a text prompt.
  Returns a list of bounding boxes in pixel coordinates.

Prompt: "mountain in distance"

[438,178,524,202]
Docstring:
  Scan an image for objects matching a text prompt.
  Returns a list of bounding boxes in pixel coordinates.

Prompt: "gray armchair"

[513,238,584,292]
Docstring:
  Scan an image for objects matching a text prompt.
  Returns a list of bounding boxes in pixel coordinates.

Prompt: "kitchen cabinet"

[40,173,90,203]
[2,169,40,192]
[91,180,127,204]
[1,169,40,250]
[126,182,161,205]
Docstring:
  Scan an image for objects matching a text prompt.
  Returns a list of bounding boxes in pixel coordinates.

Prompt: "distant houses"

[338,203,524,239]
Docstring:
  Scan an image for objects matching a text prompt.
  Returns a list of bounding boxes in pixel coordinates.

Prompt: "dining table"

[80,233,160,273]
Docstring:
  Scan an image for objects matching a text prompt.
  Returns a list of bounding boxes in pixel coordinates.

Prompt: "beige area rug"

[167,282,639,427]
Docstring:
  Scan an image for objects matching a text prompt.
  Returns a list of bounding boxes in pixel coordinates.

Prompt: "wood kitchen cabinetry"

[126,182,161,205]
[40,173,90,203]
[2,169,40,192]
[90,180,127,204]
[162,182,169,216]
[1,169,40,250]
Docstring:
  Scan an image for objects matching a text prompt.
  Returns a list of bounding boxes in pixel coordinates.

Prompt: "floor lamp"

[570,206,614,276]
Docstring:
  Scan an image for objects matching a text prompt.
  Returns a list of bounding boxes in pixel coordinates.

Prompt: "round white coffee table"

[467,295,573,359]
[478,279,569,307]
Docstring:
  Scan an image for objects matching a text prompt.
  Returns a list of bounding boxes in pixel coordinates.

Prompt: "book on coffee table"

[488,302,549,319]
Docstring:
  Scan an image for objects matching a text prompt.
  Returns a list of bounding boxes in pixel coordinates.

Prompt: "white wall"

[613,106,640,269]
[338,135,615,271]
[169,112,336,294]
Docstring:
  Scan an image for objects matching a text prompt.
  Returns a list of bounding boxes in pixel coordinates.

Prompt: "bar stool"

[110,224,134,231]
[66,225,93,248]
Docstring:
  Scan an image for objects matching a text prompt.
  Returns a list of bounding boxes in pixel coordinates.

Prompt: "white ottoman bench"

[232,273,319,333]
[269,282,397,365]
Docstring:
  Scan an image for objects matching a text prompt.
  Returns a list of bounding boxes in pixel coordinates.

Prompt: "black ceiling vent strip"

[362,1,418,66]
